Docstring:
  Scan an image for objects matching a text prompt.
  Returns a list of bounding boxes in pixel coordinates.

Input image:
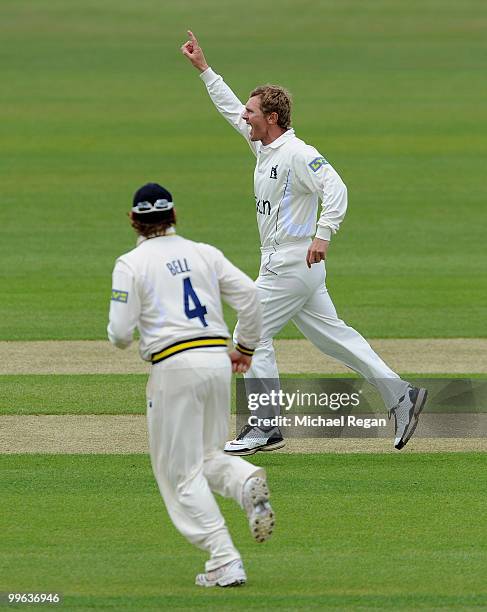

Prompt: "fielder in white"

[181,31,428,453]
[108,182,275,588]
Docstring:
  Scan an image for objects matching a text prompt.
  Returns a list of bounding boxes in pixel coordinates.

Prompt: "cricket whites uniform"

[200,68,409,416]
[108,231,265,572]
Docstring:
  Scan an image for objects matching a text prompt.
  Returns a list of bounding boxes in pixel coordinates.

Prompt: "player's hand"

[306,238,329,268]
[180,30,209,72]
[229,350,252,374]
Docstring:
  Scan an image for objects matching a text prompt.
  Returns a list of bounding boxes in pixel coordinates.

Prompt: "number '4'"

[183,277,208,327]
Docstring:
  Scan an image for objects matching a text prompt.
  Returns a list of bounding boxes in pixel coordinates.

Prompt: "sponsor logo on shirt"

[270,165,278,179]
[309,157,329,172]
[256,198,271,215]
[111,289,128,303]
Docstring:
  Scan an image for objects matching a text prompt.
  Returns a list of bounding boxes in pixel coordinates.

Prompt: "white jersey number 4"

[183,277,208,327]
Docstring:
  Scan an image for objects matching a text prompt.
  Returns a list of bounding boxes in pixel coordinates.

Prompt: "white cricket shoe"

[224,425,285,456]
[195,559,247,588]
[389,385,428,450]
[242,477,275,543]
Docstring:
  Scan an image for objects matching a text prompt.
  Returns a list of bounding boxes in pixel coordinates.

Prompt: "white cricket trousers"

[146,349,263,572]
[235,240,408,410]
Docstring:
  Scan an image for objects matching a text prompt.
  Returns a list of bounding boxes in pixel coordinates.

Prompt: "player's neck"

[261,127,287,146]
[137,227,177,243]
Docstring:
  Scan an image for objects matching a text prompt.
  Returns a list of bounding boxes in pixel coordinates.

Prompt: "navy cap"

[131,182,175,225]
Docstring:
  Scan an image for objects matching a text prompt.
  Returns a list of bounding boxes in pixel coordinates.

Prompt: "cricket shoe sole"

[242,477,275,543]
[225,439,286,456]
[224,426,285,456]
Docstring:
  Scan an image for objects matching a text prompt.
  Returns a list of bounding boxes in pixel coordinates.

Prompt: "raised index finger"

[188,30,198,44]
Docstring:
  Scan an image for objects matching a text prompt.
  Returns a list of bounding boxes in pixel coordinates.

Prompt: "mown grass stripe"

[1,454,486,607]
[1,373,486,416]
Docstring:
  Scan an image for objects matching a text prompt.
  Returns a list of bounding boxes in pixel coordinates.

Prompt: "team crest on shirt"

[111,289,128,303]
[309,157,329,172]
[270,165,278,179]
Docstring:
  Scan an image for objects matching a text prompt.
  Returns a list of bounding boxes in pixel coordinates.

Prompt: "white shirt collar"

[263,128,295,149]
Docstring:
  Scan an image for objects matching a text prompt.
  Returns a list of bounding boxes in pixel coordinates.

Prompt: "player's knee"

[164,461,198,493]
[203,449,224,474]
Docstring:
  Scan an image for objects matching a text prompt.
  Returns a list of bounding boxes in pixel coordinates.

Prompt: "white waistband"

[260,238,311,254]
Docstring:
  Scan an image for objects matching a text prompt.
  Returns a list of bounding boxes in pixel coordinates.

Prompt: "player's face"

[242,96,270,143]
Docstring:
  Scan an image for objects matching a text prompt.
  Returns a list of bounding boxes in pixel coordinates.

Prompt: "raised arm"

[180,30,259,156]
[180,29,209,72]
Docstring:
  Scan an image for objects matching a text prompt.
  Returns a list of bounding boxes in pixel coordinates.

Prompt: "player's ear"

[267,112,278,125]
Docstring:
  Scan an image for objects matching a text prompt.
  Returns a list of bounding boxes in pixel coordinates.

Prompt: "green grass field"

[2,1,487,609]
[0,375,147,415]
[1,0,486,340]
[4,373,485,415]
[1,454,486,610]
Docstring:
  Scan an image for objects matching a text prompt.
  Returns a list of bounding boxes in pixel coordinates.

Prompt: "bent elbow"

[107,325,132,350]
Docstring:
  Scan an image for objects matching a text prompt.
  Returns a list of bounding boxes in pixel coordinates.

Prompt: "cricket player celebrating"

[108,182,275,587]
[181,31,428,453]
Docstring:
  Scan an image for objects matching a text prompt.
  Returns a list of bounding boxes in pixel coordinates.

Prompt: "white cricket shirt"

[200,68,348,248]
[107,232,262,361]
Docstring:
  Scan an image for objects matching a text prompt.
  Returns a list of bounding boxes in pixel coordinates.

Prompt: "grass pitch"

[1,453,486,610]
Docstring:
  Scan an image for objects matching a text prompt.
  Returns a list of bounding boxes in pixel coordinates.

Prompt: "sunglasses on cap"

[132,199,174,214]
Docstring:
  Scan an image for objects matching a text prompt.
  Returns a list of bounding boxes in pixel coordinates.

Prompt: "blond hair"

[250,84,292,129]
